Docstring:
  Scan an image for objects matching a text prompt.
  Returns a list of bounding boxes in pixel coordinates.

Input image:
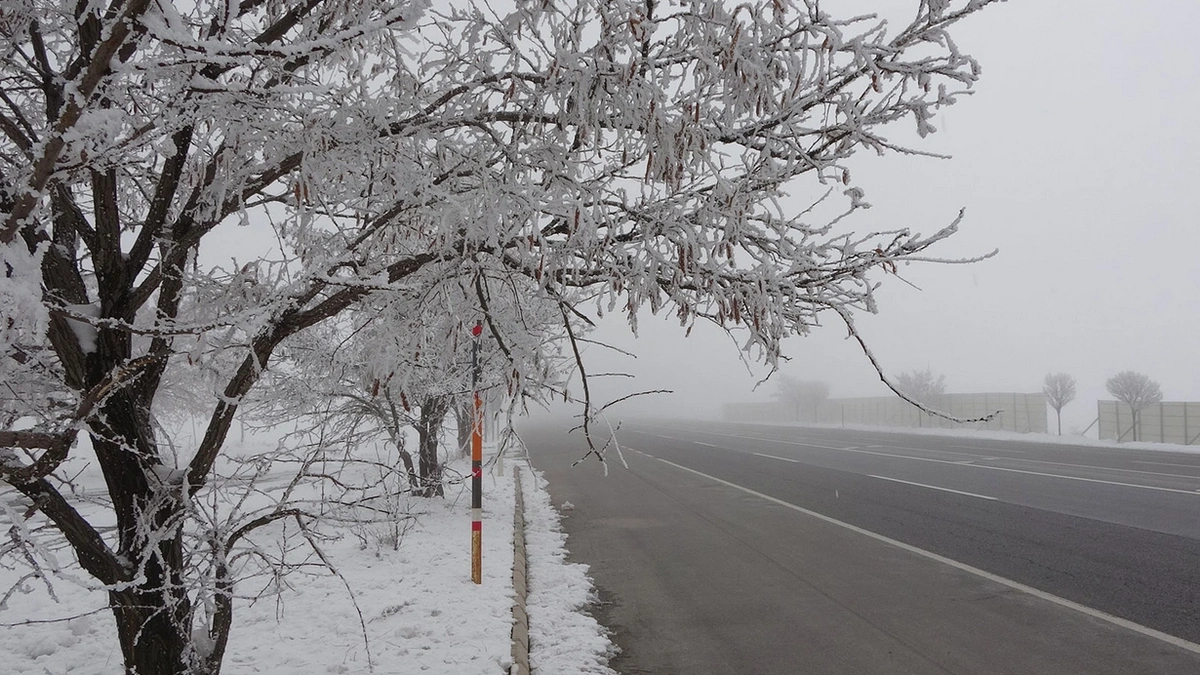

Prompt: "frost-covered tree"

[894,367,946,426]
[1042,372,1076,435]
[0,1,1001,673]
[1105,371,1162,442]
[895,368,947,403]
[253,269,569,497]
[773,375,831,422]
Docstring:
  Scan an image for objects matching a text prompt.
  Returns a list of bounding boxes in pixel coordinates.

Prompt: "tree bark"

[455,396,472,459]
[110,582,192,675]
[417,396,450,497]
[395,438,420,489]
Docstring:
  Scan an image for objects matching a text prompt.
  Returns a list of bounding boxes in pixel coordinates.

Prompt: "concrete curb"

[510,468,530,675]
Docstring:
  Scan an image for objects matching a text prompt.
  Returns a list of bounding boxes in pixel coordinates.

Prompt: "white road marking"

[947,444,1029,456]
[971,464,1200,496]
[1002,456,1200,480]
[877,443,1023,458]
[839,446,962,464]
[753,452,800,463]
[645,453,1200,657]
[742,436,846,450]
[869,475,997,501]
[1133,460,1200,471]
[694,442,720,448]
[809,446,1200,496]
[641,427,1200,495]
[644,427,848,450]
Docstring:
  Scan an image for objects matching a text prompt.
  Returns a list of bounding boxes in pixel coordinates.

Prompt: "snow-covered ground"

[0,435,615,674]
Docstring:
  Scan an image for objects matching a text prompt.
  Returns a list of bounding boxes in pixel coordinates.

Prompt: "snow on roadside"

[218,460,517,675]
[523,467,618,675]
[1,445,517,675]
[2,436,621,675]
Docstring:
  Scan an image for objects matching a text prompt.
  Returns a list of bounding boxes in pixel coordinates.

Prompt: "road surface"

[523,419,1200,675]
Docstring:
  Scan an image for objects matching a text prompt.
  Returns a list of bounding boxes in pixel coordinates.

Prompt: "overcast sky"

[583,1,1200,434]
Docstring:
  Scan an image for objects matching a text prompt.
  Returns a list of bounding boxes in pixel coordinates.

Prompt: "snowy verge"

[2,437,620,675]
[522,467,618,675]
[0,444,517,675]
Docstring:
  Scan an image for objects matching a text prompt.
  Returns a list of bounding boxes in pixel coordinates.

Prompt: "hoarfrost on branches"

[1105,370,1162,442]
[895,367,947,404]
[0,1,1002,673]
[1042,372,1076,436]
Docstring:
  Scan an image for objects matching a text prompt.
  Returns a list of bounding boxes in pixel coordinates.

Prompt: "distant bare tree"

[773,376,832,423]
[1042,373,1077,435]
[1105,371,1162,442]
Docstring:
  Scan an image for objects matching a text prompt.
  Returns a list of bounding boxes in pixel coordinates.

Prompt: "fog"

[579,1,1200,435]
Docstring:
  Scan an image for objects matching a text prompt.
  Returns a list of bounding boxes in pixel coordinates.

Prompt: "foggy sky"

[584,1,1200,434]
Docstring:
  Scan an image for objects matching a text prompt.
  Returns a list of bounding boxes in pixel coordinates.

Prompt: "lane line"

[640,426,1200,495]
[753,452,800,463]
[999,456,1200,480]
[694,442,720,448]
[765,444,1200,496]
[1134,460,1200,470]
[846,448,1200,492]
[641,451,1200,657]
[635,427,847,450]
[941,444,1029,455]
[651,425,1200,478]
[741,436,846,450]
[972,464,1200,496]
[869,475,997,501]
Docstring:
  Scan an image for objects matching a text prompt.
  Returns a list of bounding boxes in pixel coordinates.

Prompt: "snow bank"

[0,446,517,675]
[2,436,620,675]
[523,468,617,675]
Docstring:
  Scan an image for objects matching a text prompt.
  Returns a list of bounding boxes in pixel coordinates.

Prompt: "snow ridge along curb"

[511,468,530,675]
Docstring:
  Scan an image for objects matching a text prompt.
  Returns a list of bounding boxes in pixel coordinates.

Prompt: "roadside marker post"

[471,320,483,584]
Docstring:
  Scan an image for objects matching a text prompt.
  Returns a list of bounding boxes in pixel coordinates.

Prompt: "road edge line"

[869,474,997,501]
[648,454,1200,657]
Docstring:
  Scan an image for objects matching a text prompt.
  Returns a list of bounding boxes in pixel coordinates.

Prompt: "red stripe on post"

[472,521,482,531]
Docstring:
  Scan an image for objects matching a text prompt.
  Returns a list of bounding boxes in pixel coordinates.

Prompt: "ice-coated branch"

[832,304,999,424]
[0,2,1003,672]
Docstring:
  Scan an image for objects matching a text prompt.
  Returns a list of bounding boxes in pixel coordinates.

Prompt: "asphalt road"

[523,419,1200,675]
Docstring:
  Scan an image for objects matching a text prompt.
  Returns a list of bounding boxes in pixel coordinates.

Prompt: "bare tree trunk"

[1056,409,1062,435]
[81,375,195,675]
[397,447,419,488]
[417,396,450,497]
[454,396,472,459]
[91,418,197,675]
[111,583,192,675]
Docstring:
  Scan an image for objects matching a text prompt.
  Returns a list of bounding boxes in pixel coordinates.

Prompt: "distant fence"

[1098,400,1200,444]
[723,392,1048,433]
